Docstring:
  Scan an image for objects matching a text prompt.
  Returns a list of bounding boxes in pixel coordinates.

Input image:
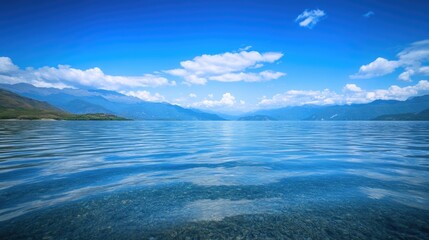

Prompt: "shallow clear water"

[0,121,429,239]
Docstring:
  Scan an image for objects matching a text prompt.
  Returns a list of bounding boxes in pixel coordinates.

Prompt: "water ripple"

[0,121,429,238]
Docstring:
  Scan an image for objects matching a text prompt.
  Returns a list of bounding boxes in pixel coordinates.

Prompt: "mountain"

[246,95,429,120]
[189,108,239,120]
[5,83,427,121]
[61,99,113,114]
[0,89,127,120]
[306,96,429,120]
[0,88,62,112]
[0,83,224,120]
[248,106,322,120]
[238,115,277,121]
[374,108,429,121]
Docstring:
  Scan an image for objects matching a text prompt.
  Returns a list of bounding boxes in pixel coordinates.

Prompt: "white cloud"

[420,66,429,74]
[360,81,429,101]
[351,39,429,81]
[183,74,207,85]
[397,39,429,65]
[350,57,400,79]
[0,57,175,91]
[191,92,236,108]
[166,49,284,85]
[363,11,374,18]
[0,57,19,73]
[259,80,429,107]
[398,69,414,82]
[295,9,326,29]
[343,84,362,92]
[176,92,248,113]
[123,90,165,102]
[239,46,252,51]
[259,89,341,107]
[189,93,197,98]
[208,71,285,82]
[31,80,74,89]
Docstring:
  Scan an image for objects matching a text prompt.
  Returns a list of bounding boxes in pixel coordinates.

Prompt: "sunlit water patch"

[0,121,429,239]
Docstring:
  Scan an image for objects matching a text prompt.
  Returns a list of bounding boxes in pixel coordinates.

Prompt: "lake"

[0,121,429,239]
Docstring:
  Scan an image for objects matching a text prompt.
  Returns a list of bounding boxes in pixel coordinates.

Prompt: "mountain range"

[244,95,429,121]
[0,88,126,120]
[0,83,223,120]
[1,83,429,121]
[374,108,429,121]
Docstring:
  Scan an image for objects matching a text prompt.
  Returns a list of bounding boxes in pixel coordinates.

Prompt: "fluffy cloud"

[351,39,429,81]
[260,89,341,107]
[350,57,400,79]
[191,93,236,108]
[0,57,175,91]
[209,71,285,82]
[398,69,414,82]
[420,66,429,74]
[166,49,284,85]
[123,90,165,102]
[295,9,326,29]
[259,80,429,107]
[343,84,362,92]
[0,57,19,73]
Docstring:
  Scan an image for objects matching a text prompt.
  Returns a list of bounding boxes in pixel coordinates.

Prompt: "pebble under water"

[0,121,429,239]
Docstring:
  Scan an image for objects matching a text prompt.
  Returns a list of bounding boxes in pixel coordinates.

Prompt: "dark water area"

[0,121,428,239]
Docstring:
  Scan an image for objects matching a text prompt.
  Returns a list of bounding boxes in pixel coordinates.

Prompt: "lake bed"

[1,121,429,239]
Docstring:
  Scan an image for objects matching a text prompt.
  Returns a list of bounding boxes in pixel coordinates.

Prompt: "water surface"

[1,121,429,239]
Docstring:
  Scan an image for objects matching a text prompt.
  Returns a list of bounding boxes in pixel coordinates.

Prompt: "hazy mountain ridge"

[374,108,429,121]
[2,83,429,121]
[247,95,429,120]
[306,96,429,120]
[0,83,224,120]
[247,106,323,120]
[238,115,277,121]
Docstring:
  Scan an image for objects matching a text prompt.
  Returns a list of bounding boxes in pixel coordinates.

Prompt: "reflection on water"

[0,121,429,239]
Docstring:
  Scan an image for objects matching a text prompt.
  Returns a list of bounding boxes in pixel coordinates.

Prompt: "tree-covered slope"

[0,89,127,120]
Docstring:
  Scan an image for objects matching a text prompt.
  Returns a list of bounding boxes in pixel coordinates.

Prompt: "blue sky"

[1,0,429,113]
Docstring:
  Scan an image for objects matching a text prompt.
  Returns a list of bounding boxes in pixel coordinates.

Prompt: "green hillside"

[0,89,127,120]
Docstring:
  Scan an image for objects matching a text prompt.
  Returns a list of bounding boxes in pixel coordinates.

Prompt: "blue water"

[1,121,429,239]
